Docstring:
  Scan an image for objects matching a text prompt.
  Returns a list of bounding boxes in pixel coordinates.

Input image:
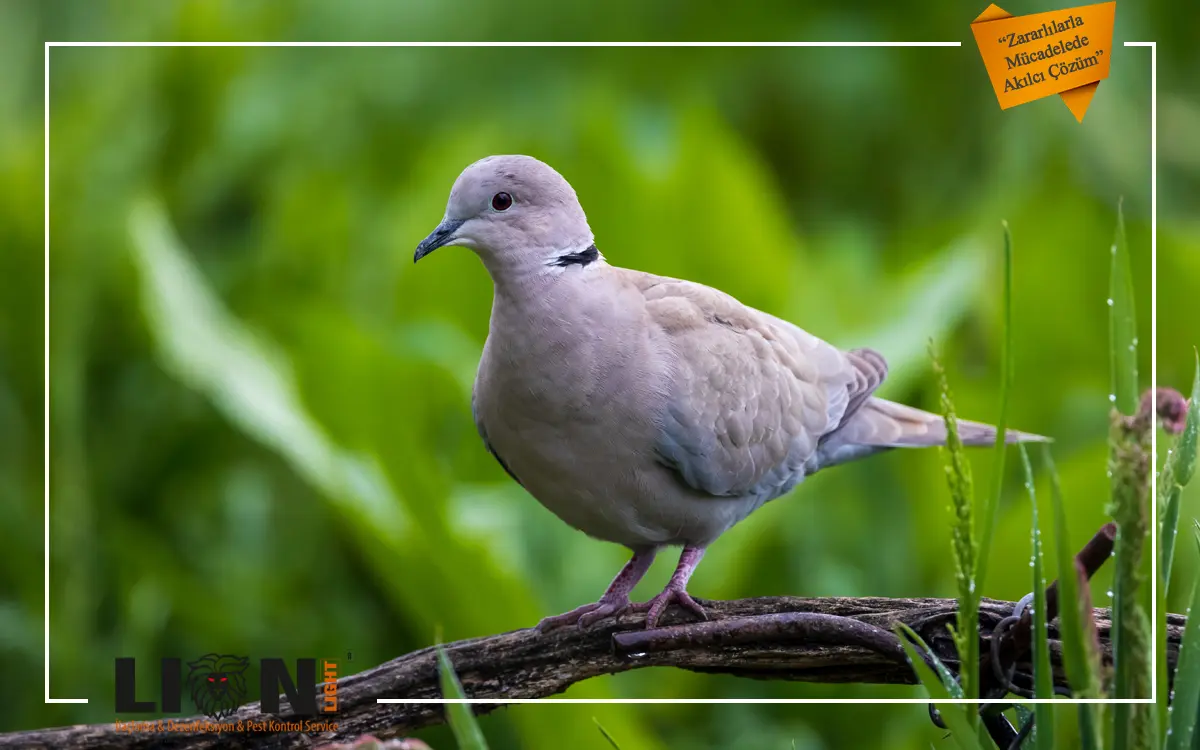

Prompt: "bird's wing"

[816,347,888,442]
[632,272,885,499]
[472,389,524,487]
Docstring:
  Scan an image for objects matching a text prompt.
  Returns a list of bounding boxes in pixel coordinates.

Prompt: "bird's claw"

[633,587,709,629]
[535,598,631,632]
[577,602,629,629]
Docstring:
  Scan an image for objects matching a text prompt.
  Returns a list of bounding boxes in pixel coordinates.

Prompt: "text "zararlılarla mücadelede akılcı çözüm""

[999,12,1103,91]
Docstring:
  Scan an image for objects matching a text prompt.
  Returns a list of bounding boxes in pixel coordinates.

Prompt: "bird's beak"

[414,218,465,263]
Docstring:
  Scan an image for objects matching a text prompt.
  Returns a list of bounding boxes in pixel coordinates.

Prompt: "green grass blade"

[1042,446,1103,748]
[1162,356,1200,592]
[1109,199,1138,416]
[1132,532,1157,748]
[1164,529,1200,750]
[1178,360,1200,488]
[1078,704,1103,750]
[931,342,979,706]
[977,221,1012,597]
[1043,445,1103,698]
[1012,705,1037,749]
[895,624,986,750]
[1160,356,1200,740]
[594,718,624,750]
[1162,474,1184,595]
[933,654,966,699]
[1160,471,1182,745]
[932,624,967,698]
[1019,445,1055,750]
[437,645,490,750]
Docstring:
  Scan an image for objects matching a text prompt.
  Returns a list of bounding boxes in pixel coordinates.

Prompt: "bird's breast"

[472,303,692,545]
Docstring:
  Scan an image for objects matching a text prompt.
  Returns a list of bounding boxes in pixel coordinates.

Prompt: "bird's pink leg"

[536,547,658,632]
[633,546,708,629]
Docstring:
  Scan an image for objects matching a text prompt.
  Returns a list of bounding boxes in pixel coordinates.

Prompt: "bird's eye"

[491,192,512,211]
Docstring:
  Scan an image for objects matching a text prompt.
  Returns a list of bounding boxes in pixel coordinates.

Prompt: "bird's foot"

[631,586,709,629]
[535,596,632,632]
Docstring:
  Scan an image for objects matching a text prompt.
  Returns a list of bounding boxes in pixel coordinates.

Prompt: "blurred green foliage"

[2,1,1198,748]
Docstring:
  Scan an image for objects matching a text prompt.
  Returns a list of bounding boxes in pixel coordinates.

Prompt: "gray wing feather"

[641,277,864,501]
[818,347,888,445]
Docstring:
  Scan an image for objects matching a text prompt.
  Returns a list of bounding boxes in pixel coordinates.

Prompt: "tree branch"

[5,596,1185,749]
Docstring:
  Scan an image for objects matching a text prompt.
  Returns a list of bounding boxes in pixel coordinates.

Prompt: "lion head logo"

[186,653,250,720]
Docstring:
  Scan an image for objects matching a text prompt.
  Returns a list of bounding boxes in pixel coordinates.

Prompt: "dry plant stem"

[3,597,1184,750]
[983,522,1116,700]
[981,711,1019,748]
[980,386,1186,704]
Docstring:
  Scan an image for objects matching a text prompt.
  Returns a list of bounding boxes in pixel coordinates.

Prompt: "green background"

[2,1,1197,748]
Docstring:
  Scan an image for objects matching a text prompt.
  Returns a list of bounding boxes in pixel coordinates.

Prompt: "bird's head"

[414,155,597,276]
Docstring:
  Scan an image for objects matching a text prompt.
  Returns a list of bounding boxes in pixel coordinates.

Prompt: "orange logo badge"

[970,2,1116,121]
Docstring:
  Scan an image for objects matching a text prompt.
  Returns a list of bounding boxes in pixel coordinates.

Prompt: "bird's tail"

[816,397,1049,470]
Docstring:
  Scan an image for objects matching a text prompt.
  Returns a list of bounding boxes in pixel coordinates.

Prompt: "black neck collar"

[549,244,599,268]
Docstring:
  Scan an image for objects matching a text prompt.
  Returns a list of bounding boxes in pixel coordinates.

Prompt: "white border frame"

[43,39,1157,708]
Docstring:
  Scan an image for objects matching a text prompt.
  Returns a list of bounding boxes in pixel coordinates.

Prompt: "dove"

[414,155,1046,632]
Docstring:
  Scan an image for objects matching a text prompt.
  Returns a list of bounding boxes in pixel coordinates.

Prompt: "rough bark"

[4,596,1184,749]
